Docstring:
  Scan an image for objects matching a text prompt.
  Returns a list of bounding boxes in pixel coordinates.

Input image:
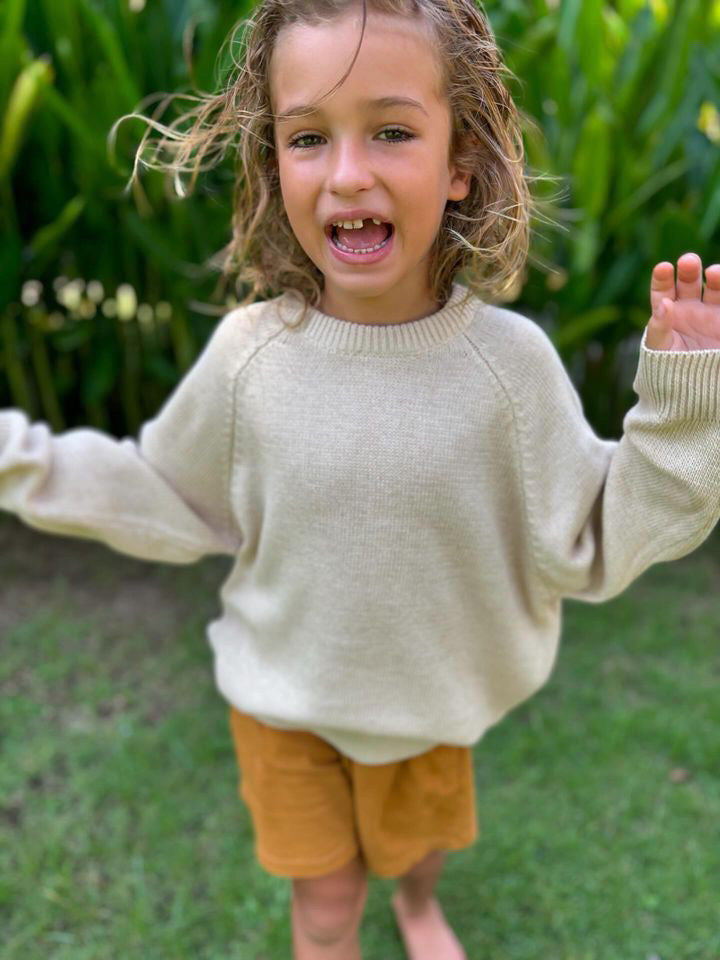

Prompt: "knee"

[292,854,368,943]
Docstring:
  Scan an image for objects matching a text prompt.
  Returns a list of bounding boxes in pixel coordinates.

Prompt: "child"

[3,1,720,957]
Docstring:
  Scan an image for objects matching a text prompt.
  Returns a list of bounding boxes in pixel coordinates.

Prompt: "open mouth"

[326,221,394,254]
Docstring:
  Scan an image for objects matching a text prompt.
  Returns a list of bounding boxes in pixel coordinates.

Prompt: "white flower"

[116,284,137,321]
[86,280,105,303]
[57,279,84,312]
[21,280,42,307]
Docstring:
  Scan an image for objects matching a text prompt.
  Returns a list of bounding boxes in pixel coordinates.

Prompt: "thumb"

[646,298,673,350]
[656,297,673,320]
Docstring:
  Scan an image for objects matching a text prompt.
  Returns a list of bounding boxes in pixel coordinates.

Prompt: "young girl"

[4,1,720,958]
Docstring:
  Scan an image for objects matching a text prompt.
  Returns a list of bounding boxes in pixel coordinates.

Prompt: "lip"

[326,226,395,265]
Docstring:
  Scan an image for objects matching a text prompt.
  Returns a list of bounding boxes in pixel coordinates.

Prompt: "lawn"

[1,512,719,960]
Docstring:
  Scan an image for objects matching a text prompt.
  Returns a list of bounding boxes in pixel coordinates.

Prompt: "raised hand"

[646,253,720,351]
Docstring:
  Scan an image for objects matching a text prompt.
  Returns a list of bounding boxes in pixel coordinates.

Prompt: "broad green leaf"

[27,195,87,263]
[551,306,621,351]
[602,8,630,59]
[38,0,86,94]
[637,0,704,138]
[651,206,700,266]
[557,0,582,54]
[570,220,601,276]
[613,8,660,118]
[123,208,208,279]
[0,56,53,181]
[0,0,28,110]
[76,0,142,111]
[606,159,688,230]
[1,308,35,413]
[546,45,573,142]
[700,177,720,241]
[51,324,94,353]
[1,0,27,35]
[616,0,647,19]
[572,104,613,219]
[576,0,604,89]
[143,350,180,387]
[647,0,670,27]
[650,84,704,171]
[592,250,643,307]
[29,323,65,431]
[0,227,22,312]
[500,15,555,77]
[39,84,109,162]
[81,334,118,406]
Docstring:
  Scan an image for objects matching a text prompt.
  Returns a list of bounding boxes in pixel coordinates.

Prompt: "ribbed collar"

[274,281,479,354]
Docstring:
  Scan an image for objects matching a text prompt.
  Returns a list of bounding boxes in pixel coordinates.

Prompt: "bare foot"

[391,890,467,960]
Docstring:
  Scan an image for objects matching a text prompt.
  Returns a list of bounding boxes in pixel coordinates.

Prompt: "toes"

[650,261,675,317]
[703,264,720,306]
[676,251,703,300]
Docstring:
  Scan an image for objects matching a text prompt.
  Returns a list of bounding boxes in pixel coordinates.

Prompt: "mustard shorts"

[228,707,478,879]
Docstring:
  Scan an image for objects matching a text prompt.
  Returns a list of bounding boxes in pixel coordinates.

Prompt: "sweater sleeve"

[504,319,720,603]
[0,312,244,564]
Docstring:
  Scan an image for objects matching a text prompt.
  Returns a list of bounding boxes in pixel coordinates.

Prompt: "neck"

[318,281,443,326]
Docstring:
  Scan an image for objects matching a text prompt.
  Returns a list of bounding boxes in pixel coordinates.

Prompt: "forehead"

[270,11,443,117]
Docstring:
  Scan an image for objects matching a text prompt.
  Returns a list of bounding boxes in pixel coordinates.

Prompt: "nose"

[326,138,376,194]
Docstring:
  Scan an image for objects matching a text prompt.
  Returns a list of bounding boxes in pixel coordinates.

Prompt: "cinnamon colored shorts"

[228,707,478,879]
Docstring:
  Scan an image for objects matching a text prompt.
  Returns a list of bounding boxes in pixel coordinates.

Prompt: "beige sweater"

[2,280,719,763]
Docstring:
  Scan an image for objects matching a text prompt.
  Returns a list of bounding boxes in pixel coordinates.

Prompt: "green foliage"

[484,0,720,434]
[0,0,251,435]
[1,0,719,438]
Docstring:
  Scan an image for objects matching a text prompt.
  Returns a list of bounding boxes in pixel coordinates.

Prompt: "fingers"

[650,261,675,318]
[650,253,720,312]
[704,263,720,307]
[676,252,704,300]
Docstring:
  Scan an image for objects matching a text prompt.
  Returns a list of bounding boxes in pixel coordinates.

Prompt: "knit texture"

[1,280,719,763]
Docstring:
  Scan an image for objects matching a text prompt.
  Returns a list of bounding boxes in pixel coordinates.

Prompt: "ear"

[448,161,472,203]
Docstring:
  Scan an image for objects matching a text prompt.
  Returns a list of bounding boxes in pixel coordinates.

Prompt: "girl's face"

[270,9,471,325]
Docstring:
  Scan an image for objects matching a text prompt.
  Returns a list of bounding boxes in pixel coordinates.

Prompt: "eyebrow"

[274,95,429,124]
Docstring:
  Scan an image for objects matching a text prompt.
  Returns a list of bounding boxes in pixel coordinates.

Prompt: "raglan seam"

[223,312,296,550]
[461,326,557,607]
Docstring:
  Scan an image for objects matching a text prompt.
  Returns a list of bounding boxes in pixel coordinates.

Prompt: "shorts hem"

[369,833,478,878]
[256,845,360,879]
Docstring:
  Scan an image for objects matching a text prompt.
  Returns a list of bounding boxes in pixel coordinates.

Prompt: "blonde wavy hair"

[111,0,557,327]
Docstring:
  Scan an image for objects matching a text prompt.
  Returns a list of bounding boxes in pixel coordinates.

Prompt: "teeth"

[331,217,383,229]
[332,233,391,254]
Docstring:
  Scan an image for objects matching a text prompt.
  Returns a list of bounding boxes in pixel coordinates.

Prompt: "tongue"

[337,219,390,250]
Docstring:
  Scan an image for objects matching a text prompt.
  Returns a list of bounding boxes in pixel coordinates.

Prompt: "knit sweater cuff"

[633,326,720,421]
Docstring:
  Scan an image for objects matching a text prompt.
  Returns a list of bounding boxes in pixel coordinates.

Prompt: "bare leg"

[391,850,467,960]
[292,855,368,960]
[291,896,364,960]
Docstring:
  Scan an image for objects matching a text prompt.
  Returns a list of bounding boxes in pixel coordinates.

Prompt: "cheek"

[278,164,311,207]
[276,178,306,232]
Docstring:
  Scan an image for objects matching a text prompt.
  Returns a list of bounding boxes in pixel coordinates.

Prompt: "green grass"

[1,513,719,960]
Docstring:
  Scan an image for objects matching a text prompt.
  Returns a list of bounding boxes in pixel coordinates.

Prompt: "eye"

[287,127,415,150]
